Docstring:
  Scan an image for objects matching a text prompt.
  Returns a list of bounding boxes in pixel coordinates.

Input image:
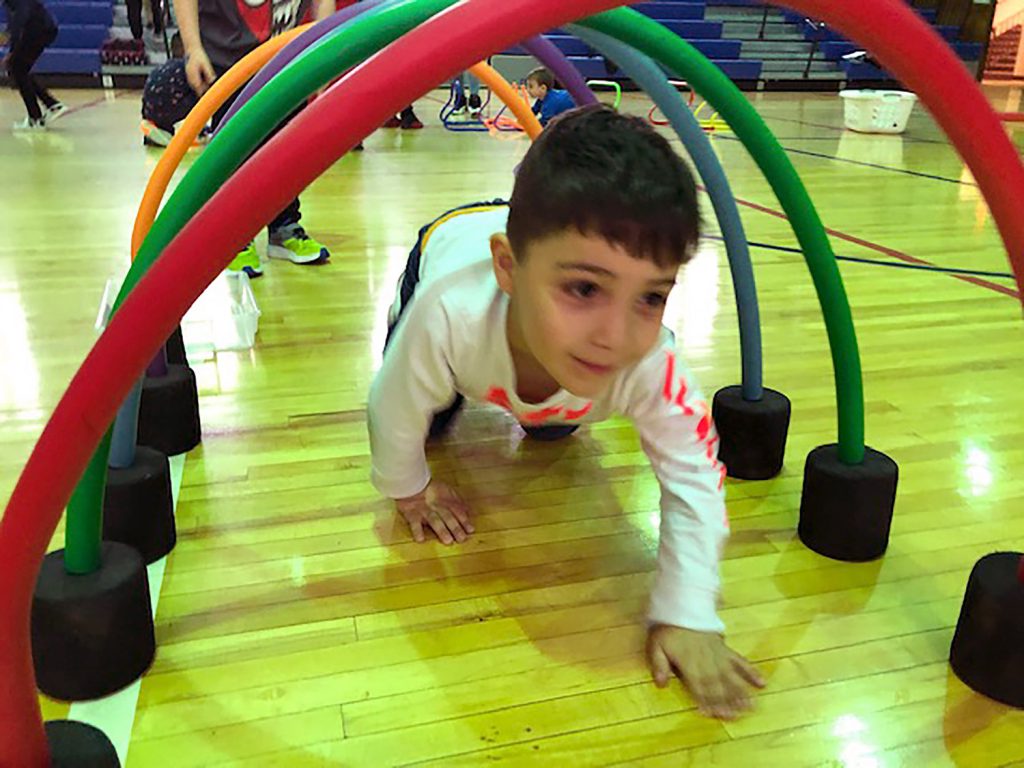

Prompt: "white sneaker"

[44,103,68,123]
[13,117,46,131]
[142,121,174,147]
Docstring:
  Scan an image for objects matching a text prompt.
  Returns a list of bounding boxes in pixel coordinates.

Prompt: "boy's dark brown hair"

[525,66,556,91]
[507,104,701,268]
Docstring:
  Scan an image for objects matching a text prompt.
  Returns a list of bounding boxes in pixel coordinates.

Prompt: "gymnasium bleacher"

[0,0,111,74]
[0,0,989,87]
[501,1,763,83]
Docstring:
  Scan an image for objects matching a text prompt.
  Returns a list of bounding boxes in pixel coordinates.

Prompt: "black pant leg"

[211,75,301,231]
[8,32,51,120]
[126,0,143,38]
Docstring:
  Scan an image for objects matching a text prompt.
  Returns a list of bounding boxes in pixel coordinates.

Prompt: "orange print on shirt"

[663,350,675,401]
[521,406,564,424]
[694,403,713,442]
[705,435,719,461]
[485,386,592,424]
[485,386,513,411]
[662,352,727,490]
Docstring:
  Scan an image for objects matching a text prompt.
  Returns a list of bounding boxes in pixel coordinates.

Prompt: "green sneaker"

[267,225,330,264]
[227,241,263,278]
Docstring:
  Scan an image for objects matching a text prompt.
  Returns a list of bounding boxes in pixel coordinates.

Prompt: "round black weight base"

[950,552,1024,708]
[712,386,791,480]
[103,446,176,564]
[45,720,120,767]
[32,542,156,701]
[165,325,188,366]
[137,363,201,456]
[798,444,898,561]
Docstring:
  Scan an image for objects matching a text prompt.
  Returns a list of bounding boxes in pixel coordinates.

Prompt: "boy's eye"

[564,281,600,300]
[641,292,668,309]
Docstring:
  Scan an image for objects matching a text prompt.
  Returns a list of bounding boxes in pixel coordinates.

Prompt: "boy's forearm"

[366,375,436,500]
[173,0,204,55]
[649,499,726,633]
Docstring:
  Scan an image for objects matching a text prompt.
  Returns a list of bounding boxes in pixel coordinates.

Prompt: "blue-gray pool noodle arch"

[571,24,763,400]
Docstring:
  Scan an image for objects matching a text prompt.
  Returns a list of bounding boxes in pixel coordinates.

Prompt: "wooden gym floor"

[1,84,1024,766]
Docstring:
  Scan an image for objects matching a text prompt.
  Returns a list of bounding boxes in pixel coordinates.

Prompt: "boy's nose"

[592,311,629,352]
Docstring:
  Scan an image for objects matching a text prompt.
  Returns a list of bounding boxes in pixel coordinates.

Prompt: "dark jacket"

[2,0,57,57]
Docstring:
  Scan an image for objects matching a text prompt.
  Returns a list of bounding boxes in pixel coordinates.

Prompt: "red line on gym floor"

[718,192,1020,300]
[65,93,119,116]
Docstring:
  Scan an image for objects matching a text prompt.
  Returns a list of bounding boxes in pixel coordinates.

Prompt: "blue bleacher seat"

[630,2,706,21]
[1,0,111,74]
[507,2,761,86]
[509,34,742,61]
[0,1,111,26]
[569,55,762,81]
[781,4,980,73]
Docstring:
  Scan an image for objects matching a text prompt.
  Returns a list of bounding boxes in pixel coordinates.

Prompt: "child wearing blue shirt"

[526,66,575,127]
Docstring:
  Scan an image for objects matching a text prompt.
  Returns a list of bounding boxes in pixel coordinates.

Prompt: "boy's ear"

[490,233,518,295]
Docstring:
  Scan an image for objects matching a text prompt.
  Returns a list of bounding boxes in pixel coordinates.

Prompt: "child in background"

[141,33,201,147]
[174,0,336,276]
[525,66,574,127]
[451,70,482,119]
[2,0,66,130]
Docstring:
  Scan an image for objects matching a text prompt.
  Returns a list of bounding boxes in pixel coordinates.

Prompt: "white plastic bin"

[839,89,917,134]
[97,271,261,360]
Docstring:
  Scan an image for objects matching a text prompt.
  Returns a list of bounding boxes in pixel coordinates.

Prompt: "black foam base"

[712,385,791,480]
[798,444,898,561]
[950,551,1024,708]
[32,543,156,701]
[165,325,188,366]
[103,445,176,564]
[137,363,201,456]
[45,720,120,767]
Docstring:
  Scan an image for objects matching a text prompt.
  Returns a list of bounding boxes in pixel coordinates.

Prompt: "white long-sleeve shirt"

[368,205,729,633]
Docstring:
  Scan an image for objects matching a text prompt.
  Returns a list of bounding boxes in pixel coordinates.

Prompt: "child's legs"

[461,71,480,97]
[126,0,144,39]
[32,78,58,109]
[269,199,301,233]
[150,0,164,33]
[212,74,302,232]
[263,104,303,231]
[144,95,195,134]
[10,68,42,121]
[8,34,51,120]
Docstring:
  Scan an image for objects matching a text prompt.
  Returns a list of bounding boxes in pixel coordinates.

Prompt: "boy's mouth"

[572,356,614,376]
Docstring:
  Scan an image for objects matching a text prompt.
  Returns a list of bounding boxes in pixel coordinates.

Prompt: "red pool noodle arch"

[782,0,1024,290]
[1,0,1023,762]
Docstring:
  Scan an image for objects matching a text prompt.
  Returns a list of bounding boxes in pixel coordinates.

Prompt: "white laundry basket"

[839,89,917,134]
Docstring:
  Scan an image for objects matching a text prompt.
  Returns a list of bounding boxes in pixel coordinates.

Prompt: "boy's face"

[526,79,547,100]
[491,230,679,399]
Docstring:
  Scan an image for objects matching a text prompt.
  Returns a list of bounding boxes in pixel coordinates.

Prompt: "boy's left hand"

[646,624,765,720]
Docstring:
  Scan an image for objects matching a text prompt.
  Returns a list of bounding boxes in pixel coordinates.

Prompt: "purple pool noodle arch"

[521,35,598,105]
[214,0,391,134]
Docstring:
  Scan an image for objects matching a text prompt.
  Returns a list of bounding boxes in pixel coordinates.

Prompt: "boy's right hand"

[396,480,474,545]
[185,48,216,95]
